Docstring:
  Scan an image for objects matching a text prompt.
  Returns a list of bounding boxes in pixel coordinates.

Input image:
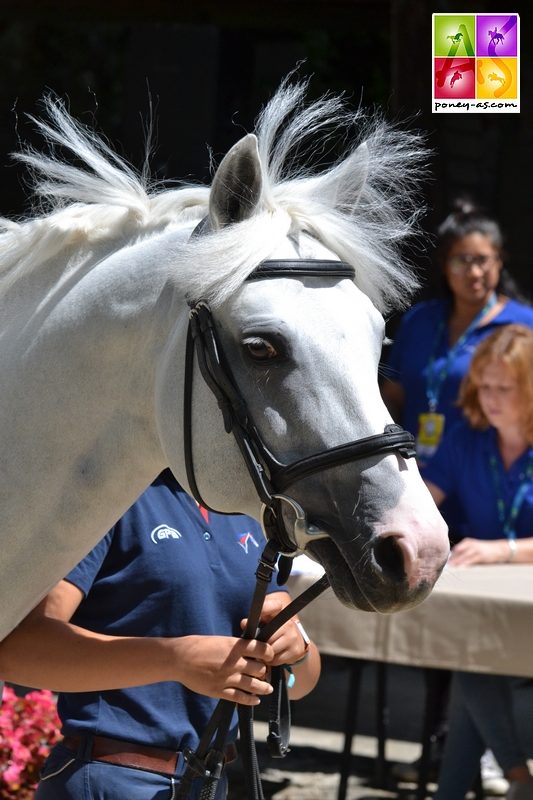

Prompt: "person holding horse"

[423,324,533,800]
[0,469,320,799]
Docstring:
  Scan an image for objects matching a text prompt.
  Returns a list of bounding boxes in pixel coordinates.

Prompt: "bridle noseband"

[183,258,416,554]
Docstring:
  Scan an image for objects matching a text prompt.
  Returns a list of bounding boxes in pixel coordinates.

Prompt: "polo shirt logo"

[150,524,182,544]
[237,532,259,554]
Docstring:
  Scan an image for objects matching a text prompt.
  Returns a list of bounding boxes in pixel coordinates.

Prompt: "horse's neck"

[0,227,191,639]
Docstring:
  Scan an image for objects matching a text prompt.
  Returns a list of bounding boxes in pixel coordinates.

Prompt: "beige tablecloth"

[289,563,533,677]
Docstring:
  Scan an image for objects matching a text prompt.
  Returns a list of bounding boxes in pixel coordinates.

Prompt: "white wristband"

[292,620,311,664]
[294,620,311,648]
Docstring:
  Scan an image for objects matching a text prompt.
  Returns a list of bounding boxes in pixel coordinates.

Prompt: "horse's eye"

[243,336,279,362]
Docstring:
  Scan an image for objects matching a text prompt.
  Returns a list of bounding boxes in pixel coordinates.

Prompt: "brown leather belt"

[62,735,237,777]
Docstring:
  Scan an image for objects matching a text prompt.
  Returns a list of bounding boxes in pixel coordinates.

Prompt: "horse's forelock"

[176,208,294,306]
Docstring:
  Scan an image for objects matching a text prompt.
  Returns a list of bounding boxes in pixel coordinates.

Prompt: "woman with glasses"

[382,199,532,471]
[382,200,533,793]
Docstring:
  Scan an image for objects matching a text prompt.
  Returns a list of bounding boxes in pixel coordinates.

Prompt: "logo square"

[476,58,518,99]
[432,13,520,113]
[476,15,518,57]
[434,15,475,57]
[434,58,476,99]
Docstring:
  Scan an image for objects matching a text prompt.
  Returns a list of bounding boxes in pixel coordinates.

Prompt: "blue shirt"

[387,298,533,437]
[59,471,285,749]
[423,423,533,540]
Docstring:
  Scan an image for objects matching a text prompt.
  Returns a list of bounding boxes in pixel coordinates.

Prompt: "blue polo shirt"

[58,471,285,750]
[387,298,533,437]
[423,422,533,540]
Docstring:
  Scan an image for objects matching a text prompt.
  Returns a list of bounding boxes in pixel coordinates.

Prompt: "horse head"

[157,81,449,613]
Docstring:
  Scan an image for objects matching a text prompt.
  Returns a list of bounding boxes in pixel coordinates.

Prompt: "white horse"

[0,79,448,645]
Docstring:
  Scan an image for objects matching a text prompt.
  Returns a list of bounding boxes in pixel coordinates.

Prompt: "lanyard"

[425,293,497,412]
[488,448,533,541]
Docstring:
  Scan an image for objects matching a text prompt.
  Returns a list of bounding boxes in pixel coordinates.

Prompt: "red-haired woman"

[425,324,533,800]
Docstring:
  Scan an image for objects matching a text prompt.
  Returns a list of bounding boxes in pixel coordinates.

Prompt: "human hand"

[449,538,509,567]
[241,594,309,667]
[175,635,275,705]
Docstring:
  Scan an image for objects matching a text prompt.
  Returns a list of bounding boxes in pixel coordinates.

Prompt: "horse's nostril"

[373,535,406,582]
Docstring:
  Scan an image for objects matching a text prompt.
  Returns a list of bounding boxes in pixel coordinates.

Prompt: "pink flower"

[0,686,61,799]
[2,763,22,786]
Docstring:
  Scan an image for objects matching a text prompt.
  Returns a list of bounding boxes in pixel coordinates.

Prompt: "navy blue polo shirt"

[387,298,533,437]
[59,471,285,750]
[423,422,533,540]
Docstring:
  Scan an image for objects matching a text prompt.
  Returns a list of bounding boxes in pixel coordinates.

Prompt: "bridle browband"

[183,257,416,553]
[177,257,417,800]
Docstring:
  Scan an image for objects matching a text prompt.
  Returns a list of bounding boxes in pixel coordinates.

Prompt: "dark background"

[0,0,531,302]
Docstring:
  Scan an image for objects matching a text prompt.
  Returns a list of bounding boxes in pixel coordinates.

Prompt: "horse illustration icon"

[488,72,505,85]
[488,27,505,45]
[450,70,463,89]
[447,32,463,44]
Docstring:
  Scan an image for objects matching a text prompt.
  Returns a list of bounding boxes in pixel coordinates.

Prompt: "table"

[289,563,533,678]
[288,562,533,800]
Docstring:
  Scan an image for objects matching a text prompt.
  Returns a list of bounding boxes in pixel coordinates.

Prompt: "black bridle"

[178,258,416,799]
[183,258,415,553]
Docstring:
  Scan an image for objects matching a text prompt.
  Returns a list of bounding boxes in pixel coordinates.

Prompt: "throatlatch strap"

[183,321,205,510]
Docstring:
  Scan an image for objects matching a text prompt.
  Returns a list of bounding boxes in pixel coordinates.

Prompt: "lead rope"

[175,539,330,799]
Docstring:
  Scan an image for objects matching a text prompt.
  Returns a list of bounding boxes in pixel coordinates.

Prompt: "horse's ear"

[209,133,263,228]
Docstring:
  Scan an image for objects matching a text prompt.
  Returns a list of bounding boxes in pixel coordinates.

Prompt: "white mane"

[0,78,429,312]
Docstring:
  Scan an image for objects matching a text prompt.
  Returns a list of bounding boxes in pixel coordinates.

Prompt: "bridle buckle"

[261,494,328,555]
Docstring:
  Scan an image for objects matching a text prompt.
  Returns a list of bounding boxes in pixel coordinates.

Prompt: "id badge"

[416,412,445,460]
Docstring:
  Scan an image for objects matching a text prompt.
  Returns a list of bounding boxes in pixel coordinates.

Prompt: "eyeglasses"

[447,253,500,274]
